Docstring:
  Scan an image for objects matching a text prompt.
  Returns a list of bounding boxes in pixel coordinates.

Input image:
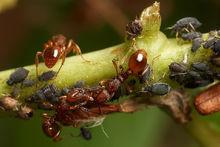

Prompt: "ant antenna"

[100,124,109,139]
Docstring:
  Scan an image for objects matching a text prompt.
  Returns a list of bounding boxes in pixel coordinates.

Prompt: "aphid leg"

[189,23,195,31]
[67,39,90,62]
[35,52,43,78]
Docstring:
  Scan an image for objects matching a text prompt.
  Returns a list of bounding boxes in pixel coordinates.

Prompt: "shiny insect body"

[35,34,86,77]
[42,49,148,141]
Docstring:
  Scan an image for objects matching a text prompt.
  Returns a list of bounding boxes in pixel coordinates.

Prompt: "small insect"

[126,18,143,40]
[203,37,220,55]
[26,84,61,109]
[169,62,188,73]
[194,82,220,115]
[191,38,203,52]
[38,70,56,81]
[80,127,92,140]
[35,34,87,77]
[21,79,35,87]
[143,83,171,96]
[169,62,214,88]
[7,67,29,86]
[211,55,220,67]
[169,17,202,37]
[181,32,202,41]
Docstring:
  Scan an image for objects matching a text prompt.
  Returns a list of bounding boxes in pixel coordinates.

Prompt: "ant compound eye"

[128,49,147,75]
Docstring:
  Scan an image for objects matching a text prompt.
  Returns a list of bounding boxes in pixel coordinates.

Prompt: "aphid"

[191,62,210,72]
[210,55,220,67]
[139,65,152,83]
[169,62,214,88]
[80,127,92,140]
[35,34,87,77]
[22,79,35,87]
[194,82,220,115]
[7,67,29,86]
[169,17,202,36]
[38,70,56,81]
[181,32,202,41]
[17,105,33,119]
[143,83,171,95]
[169,62,188,73]
[74,80,85,88]
[191,38,203,52]
[126,18,142,40]
[203,37,220,55]
[26,84,61,109]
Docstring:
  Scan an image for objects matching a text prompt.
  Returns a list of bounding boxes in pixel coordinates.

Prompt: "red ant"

[35,34,87,77]
[41,49,148,141]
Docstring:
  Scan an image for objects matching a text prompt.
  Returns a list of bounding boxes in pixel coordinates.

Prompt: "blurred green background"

[0,0,220,146]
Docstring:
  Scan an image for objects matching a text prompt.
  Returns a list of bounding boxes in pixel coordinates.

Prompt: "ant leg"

[35,52,43,78]
[67,39,90,62]
[56,51,65,76]
[112,58,119,76]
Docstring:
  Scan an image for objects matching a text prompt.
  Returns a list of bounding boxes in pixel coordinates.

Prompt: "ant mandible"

[35,34,87,77]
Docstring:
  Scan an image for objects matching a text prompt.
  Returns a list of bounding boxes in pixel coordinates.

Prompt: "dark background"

[0,0,219,146]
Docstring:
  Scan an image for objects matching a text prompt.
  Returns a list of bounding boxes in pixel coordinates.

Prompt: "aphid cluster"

[170,17,203,52]
[169,62,215,88]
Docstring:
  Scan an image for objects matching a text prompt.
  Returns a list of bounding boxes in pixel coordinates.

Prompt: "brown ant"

[35,34,87,77]
[42,49,148,141]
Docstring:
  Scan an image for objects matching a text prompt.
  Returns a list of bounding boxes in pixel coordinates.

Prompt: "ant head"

[128,49,147,75]
[52,34,66,46]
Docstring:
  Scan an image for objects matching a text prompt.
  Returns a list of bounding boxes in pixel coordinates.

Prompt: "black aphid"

[169,62,188,73]
[7,67,29,86]
[38,70,56,81]
[126,18,142,40]
[74,80,85,88]
[210,55,220,67]
[144,83,171,95]
[181,32,202,41]
[22,79,35,87]
[80,127,92,140]
[139,65,152,83]
[191,38,203,52]
[27,84,61,104]
[169,17,202,35]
